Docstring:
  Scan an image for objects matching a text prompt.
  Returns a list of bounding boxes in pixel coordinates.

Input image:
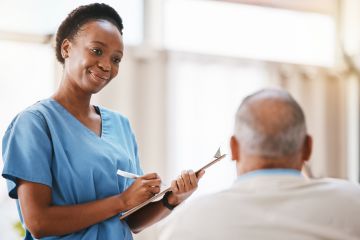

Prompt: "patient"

[160,88,360,240]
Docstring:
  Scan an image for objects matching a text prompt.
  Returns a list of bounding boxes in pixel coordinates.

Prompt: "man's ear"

[302,135,312,162]
[61,39,71,60]
[230,135,240,162]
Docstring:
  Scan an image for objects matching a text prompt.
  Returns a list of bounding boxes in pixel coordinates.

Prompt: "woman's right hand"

[120,173,162,210]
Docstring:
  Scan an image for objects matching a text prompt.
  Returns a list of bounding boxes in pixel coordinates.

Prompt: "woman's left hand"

[167,169,205,207]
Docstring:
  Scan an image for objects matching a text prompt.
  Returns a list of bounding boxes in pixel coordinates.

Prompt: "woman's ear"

[61,39,71,60]
[230,135,240,162]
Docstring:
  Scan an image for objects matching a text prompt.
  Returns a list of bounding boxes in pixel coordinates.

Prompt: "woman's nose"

[97,59,111,72]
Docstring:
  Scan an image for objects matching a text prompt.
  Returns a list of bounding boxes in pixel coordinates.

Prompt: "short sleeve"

[2,111,53,199]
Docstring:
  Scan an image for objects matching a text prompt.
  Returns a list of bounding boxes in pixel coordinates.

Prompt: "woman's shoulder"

[5,99,53,131]
[22,99,52,116]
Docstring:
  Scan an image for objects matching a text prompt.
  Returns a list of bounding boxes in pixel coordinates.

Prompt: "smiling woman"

[60,20,123,95]
[1,3,204,240]
[56,5,124,97]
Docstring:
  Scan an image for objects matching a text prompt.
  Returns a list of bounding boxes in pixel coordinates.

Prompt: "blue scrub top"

[2,99,143,239]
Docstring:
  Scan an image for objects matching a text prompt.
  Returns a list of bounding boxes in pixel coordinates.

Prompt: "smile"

[89,71,110,82]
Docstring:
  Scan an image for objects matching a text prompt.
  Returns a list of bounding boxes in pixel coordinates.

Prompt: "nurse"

[2,3,204,239]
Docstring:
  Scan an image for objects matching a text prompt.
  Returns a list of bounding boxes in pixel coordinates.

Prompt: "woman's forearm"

[18,180,127,238]
[126,200,172,233]
[29,195,125,238]
[18,173,162,238]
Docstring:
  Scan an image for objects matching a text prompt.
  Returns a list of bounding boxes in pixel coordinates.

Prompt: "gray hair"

[234,88,307,159]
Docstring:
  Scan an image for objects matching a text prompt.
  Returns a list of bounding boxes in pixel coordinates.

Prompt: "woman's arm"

[126,170,205,233]
[17,173,161,238]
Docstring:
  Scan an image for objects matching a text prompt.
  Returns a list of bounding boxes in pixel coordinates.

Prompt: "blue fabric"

[237,168,302,182]
[2,99,143,240]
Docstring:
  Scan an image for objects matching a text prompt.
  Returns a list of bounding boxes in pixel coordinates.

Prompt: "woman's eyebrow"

[91,40,106,46]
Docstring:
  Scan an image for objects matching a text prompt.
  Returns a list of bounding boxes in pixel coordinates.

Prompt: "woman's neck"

[52,80,93,118]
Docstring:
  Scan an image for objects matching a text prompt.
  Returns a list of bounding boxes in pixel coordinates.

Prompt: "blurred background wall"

[0,0,359,239]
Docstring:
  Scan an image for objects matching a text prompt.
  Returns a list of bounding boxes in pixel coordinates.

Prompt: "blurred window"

[166,53,268,196]
[0,0,143,45]
[164,0,336,66]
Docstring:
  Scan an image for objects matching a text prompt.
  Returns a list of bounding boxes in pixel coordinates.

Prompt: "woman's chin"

[89,86,105,94]
[84,81,108,94]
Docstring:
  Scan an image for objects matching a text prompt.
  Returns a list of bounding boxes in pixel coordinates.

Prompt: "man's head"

[230,88,312,175]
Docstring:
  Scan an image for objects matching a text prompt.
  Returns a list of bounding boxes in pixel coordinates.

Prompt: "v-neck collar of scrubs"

[48,98,106,140]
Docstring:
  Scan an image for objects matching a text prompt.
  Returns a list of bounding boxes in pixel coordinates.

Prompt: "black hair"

[55,3,123,64]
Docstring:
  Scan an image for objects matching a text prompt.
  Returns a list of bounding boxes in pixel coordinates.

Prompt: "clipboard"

[119,153,227,220]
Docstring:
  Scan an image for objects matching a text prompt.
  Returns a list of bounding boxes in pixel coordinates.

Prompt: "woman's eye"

[91,48,102,56]
[112,57,121,64]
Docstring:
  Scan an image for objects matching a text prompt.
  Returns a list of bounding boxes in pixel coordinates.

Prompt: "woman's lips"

[89,71,110,82]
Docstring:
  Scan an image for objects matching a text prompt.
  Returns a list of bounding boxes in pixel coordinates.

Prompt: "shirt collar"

[237,168,303,182]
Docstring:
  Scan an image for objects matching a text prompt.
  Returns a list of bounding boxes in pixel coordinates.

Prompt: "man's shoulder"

[175,177,360,213]
[311,177,360,194]
[176,189,234,213]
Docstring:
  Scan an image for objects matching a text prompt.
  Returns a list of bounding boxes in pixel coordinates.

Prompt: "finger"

[141,172,161,180]
[146,189,155,198]
[141,186,157,198]
[181,171,192,191]
[171,180,178,193]
[188,170,198,188]
[144,178,162,187]
[176,176,185,192]
[196,170,205,178]
[148,186,161,194]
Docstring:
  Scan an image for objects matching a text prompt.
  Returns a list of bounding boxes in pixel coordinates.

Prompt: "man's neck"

[237,154,303,176]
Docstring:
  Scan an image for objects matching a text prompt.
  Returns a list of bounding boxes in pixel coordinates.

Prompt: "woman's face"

[62,19,124,94]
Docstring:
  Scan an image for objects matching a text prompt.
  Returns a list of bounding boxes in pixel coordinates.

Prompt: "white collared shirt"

[159,169,360,240]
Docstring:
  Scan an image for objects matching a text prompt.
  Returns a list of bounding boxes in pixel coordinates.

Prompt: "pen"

[117,169,167,187]
[117,169,140,179]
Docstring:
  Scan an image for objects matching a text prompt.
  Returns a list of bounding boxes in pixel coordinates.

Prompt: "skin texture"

[230,97,313,176]
[17,19,204,238]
